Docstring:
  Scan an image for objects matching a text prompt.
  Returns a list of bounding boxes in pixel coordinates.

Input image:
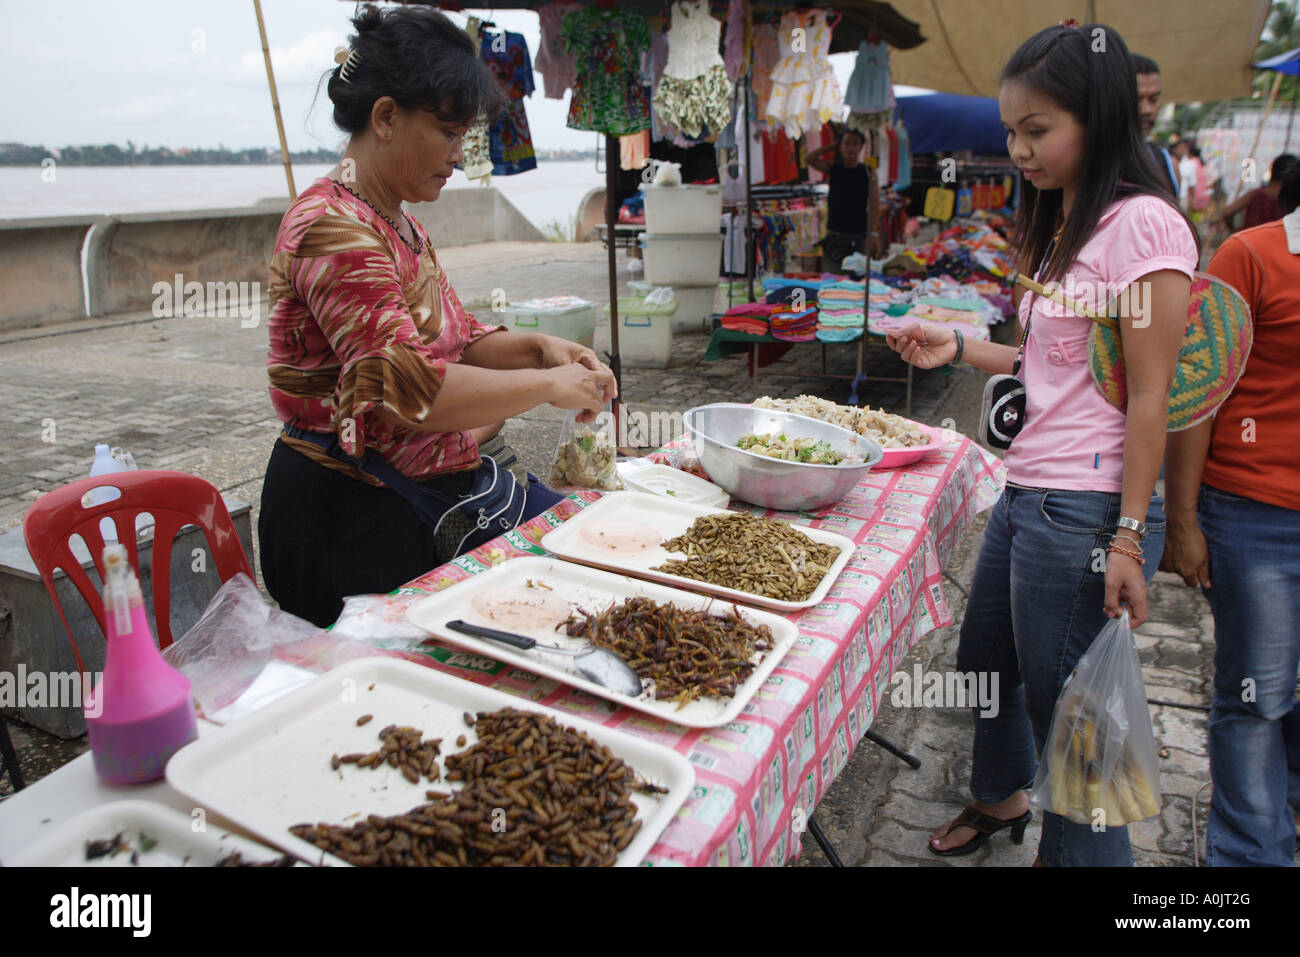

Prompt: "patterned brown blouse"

[266,177,504,483]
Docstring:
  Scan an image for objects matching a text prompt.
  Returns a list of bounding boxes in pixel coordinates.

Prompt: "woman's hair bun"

[351,3,383,34]
[322,3,503,137]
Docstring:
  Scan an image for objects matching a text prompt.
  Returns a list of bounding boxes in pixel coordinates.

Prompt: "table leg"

[905,365,914,417]
[0,715,26,791]
[864,729,922,769]
[806,815,845,867]
[752,342,759,398]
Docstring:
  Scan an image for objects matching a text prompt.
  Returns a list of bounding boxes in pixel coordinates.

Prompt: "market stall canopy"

[897,93,1006,154]
[885,0,1273,103]
[1254,46,1300,76]
[381,0,927,48]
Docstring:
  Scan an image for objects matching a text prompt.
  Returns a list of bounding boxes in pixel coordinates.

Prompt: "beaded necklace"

[331,179,424,256]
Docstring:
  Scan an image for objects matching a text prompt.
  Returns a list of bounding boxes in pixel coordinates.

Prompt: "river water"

[0,161,606,234]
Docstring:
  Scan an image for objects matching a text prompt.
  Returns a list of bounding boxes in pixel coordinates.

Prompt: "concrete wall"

[89,205,289,317]
[408,188,544,246]
[0,188,545,332]
[0,215,103,327]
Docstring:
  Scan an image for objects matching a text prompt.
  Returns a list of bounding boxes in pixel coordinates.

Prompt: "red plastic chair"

[23,470,254,670]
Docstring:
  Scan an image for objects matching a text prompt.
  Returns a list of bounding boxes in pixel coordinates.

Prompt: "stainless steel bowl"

[683,403,884,511]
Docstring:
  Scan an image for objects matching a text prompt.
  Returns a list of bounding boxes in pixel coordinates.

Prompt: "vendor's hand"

[1104,551,1149,627]
[549,362,617,424]
[1159,518,1211,588]
[539,336,603,373]
[885,323,957,370]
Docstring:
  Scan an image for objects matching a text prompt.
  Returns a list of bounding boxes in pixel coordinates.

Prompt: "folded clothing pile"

[817,279,866,328]
[770,306,819,341]
[901,295,993,340]
[720,301,780,335]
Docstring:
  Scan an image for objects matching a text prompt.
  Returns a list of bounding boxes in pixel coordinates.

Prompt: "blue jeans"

[1199,483,1300,867]
[958,484,1166,866]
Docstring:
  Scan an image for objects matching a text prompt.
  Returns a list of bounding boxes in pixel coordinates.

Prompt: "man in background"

[809,128,870,271]
[1134,55,1179,196]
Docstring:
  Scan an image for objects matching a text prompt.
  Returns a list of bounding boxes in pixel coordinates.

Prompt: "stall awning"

[885,0,1273,103]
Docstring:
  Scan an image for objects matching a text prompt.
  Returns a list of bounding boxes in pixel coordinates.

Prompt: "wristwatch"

[1116,516,1148,540]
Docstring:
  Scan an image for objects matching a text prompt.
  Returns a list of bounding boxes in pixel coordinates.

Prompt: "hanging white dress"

[652,0,732,139]
[763,9,843,139]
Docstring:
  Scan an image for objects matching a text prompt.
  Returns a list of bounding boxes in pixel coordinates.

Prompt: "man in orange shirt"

[1163,162,1300,866]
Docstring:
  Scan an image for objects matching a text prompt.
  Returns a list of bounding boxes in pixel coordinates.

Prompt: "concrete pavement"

[0,240,1234,867]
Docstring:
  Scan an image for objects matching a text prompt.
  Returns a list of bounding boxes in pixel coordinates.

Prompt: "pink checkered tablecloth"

[370,433,1005,866]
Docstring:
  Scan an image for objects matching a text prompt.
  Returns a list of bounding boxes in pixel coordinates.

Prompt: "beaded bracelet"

[1109,532,1144,554]
[1106,542,1145,565]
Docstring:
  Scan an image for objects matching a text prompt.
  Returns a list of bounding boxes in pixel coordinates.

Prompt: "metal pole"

[253,0,296,199]
[1247,70,1284,165]
[1285,76,1297,153]
[605,134,622,404]
[743,73,755,302]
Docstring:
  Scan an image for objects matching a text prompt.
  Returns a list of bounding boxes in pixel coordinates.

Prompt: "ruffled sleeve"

[1101,195,1199,298]
[289,214,448,457]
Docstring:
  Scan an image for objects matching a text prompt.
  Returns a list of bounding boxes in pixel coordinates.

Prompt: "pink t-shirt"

[1004,194,1198,491]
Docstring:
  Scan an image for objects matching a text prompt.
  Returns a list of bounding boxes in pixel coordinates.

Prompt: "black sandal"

[928,805,1032,857]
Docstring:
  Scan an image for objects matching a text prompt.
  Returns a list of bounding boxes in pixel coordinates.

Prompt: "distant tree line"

[0,142,342,166]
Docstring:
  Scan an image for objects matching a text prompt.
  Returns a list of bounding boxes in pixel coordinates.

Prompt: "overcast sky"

[1,0,907,154]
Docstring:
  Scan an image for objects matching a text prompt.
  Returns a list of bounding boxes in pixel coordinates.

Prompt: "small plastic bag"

[549,405,622,490]
[1029,612,1163,827]
[643,285,677,307]
[162,574,378,724]
[331,592,434,652]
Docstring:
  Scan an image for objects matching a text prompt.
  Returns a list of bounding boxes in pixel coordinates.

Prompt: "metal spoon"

[445,620,643,697]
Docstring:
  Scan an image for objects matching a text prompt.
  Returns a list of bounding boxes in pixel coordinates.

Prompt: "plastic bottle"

[84,544,199,784]
[89,444,127,542]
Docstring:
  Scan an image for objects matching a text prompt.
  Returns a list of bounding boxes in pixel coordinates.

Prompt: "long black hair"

[323,4,503,135]
[1001,23,1195,283]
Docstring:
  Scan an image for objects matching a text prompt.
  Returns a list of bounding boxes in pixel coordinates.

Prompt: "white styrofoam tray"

[404,556,798,727]
[540,491,855,613]
[616,460,730,509]
[6,799,292,867]
[165,658,693,867]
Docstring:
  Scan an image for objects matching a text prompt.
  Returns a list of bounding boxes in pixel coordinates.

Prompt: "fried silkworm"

[293,708,644,867]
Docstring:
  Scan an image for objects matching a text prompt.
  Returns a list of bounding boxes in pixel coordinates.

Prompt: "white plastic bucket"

[641,184,723,235]
[496,297,596,348]
[668,284,716,334]
[606,298,675,368]
[641,234,723,286]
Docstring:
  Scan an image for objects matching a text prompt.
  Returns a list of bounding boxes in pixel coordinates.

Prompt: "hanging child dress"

[763,9,843,139]
[844,40,892,113]
[652,0,732,139]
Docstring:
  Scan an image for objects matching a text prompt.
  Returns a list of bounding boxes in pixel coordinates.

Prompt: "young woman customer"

[886,22,1197,866]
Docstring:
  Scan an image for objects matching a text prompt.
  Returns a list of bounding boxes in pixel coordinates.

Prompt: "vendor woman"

[259,4,617,627]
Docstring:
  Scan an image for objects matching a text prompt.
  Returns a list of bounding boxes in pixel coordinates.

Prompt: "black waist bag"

[283,425,527,558]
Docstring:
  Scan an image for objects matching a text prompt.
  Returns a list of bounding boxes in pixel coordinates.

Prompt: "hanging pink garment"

[537,1,582,99]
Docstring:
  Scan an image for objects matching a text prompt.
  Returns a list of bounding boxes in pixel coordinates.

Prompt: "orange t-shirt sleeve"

[1204,234,1261,308]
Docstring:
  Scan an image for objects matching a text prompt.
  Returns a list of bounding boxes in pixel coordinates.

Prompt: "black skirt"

[258,438,561,628]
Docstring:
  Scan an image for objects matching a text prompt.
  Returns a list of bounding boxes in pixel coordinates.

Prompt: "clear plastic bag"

[331,592,433,652]
[161,574,378,724]
[1029,612,1163,826]
[549,405,622,490]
